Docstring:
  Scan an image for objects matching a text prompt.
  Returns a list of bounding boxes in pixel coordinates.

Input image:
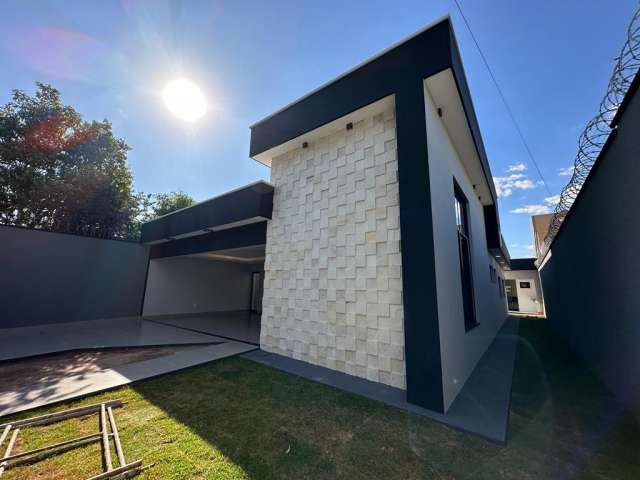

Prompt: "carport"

[139,181,273,345]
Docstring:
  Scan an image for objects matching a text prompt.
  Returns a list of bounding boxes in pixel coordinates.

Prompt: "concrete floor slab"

[0,317,225,362]
[145,310,261,345]
[0,341,257,417]
[243,316,520,443]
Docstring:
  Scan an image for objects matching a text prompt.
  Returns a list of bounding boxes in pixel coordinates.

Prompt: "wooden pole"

[1,432,102,463]
[0,426,11,452]
[0,400,123,429]
[106,407,125,467]
[0,428,20,477]
[85,460,143,480]
[100,404,112,472]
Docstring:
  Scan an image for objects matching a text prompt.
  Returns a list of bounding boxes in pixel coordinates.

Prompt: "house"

[503,258,545,315]
[245,16,509,413]
[140,16,511,414]
[1,17,511,418]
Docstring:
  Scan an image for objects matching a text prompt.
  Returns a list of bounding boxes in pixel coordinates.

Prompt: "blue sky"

[1,1,636,257]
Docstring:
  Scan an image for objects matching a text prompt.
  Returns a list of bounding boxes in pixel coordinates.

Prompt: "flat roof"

[249,15,451,128]
[509,258,537,271]
[248,16,499,205]
[140,181,273,245]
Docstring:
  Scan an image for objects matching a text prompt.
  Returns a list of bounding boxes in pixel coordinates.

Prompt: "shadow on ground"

[129,317,640,479]
[0,345,211,415]
[2,317,639,479]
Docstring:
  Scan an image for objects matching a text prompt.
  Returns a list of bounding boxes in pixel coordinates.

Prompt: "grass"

[2,317,639,479]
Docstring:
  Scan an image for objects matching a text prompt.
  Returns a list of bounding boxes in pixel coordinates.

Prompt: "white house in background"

[139,17,511,414]
[504,258,545,316]
[499,213,551,316]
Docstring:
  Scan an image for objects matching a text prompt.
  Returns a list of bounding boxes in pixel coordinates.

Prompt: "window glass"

[454,181,477,331]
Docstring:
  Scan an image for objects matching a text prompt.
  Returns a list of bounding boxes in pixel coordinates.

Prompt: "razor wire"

[542,5,640,257]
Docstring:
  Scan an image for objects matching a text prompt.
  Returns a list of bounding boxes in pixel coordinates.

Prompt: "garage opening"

[138,182,273,345]
[141,246,264,344]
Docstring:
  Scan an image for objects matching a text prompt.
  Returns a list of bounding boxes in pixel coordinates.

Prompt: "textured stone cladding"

[261,107,406,389]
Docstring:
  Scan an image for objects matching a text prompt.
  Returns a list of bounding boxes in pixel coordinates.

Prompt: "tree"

[126,191,195,240]
[126,191,155,241]
[0,83,135,239]
[153,191,194,217]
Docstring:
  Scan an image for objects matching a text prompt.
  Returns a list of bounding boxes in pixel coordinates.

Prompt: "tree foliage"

[126,191,195,240]
[153,191,194,217]
[0,83,198,241]
[0,83,136,239]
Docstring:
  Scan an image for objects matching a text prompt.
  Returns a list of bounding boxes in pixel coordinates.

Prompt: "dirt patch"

[0,345,206,394]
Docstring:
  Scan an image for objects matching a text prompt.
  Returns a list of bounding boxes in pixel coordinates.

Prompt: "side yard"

[2,318,639,479]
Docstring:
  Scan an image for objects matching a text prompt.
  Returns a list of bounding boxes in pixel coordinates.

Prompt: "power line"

[452,0,553,196]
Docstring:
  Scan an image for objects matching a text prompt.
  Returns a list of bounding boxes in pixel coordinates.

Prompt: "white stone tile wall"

[261,107,406,389]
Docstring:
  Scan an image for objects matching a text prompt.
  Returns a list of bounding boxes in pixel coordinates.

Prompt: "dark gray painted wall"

[539,81,640,417]
[0,226,149,329]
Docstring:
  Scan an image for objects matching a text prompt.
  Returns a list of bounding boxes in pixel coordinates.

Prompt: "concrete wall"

[0,226,149,328]
[261,104,406,389]
[424,87,508,410]
[539,79,640,417]
[142,256,260,316]
[504,269,544,314]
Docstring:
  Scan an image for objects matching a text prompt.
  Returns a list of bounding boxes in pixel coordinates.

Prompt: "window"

[489,265,496,283]
[499,278,505,298]
[454,180,477,331]
[520,281,531,289]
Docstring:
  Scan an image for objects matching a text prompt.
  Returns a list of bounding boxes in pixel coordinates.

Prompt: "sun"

[162,78,207,122]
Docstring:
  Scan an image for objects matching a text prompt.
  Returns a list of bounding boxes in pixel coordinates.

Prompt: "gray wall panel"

[539,81,640,417]
[0,226,149,328]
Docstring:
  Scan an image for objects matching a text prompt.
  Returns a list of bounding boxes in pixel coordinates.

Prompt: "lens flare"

[162,78,207,122]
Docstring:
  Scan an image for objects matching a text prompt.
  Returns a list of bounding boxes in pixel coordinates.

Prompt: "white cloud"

[544,195,561,206]
[510,194,560,215]
[510,204,552,215]
[558,165,575,176]
[493,173,537,197]
[509,243,536,255]
[507,162,527,172]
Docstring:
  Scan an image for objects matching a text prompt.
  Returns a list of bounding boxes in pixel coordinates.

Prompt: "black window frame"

[453,180,478,332]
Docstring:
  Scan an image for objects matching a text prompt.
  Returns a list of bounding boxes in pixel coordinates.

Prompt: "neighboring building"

[503,258,545,315]
[538,69,640,417]
[248,16,509,413]
[531,213,553,261]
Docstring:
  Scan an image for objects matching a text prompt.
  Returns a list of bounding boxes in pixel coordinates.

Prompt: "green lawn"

[2,318,639,479]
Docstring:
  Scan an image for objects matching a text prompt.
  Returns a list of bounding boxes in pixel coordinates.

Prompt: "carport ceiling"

[189,245,265,264]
